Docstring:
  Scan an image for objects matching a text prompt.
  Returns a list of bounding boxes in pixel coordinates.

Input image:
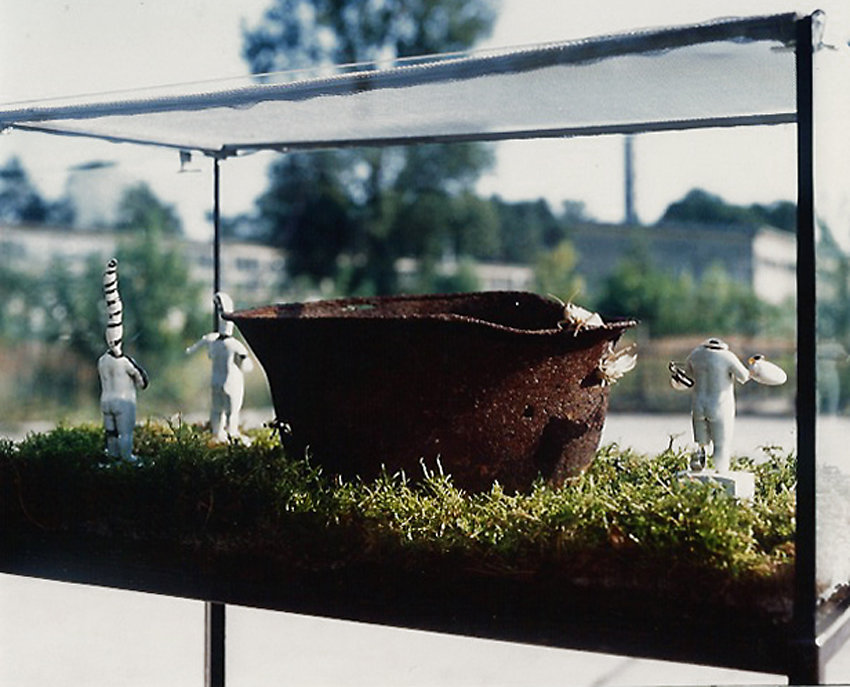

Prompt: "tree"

[595,243,686,333]
[534,240,583,301]
[491,197,569,264]
[660,188,795,232]
[257,151,358,281]
[7,185,204,398]
[660,189,757,227]
[114,183,182,235]
[243,0,499,294]
[0,157,48,224]
[243,0,498,72]
[750,200,796,232]
[595,243,786,338]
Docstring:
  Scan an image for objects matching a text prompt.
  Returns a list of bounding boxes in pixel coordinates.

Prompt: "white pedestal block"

[676,470,755,500]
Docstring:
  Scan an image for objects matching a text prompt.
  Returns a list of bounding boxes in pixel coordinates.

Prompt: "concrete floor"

[0,572,798,687]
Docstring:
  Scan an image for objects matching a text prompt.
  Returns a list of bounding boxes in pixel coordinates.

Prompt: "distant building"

[64,161,134,229]
[1,220,797,308]
[394,257,534,293]
[569,222,796,305]
[0,224,286,307]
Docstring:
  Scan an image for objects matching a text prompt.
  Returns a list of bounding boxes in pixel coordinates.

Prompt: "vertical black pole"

[213,156,222,298]
[205,601,226,687]
[206,155,226,687]
[790,13,820,686]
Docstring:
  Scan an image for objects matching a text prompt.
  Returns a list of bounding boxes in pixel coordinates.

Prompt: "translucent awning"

[0,13,799,157]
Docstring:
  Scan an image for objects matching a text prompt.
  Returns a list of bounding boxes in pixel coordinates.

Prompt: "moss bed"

[0,422,799,666]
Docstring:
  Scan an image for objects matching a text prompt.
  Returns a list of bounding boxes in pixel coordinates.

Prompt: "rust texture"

[228,291,636,492]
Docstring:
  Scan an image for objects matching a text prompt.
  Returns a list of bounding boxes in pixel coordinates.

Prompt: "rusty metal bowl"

[227,291,636,492]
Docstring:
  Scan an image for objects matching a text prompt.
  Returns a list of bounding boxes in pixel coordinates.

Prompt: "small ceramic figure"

[669,338,749,473]
[669,338,786,479]
[97,258,149,462]
[186,292,254,441]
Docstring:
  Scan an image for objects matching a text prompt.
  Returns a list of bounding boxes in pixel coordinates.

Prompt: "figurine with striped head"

[97,258,148,462]
[103,257,124,357]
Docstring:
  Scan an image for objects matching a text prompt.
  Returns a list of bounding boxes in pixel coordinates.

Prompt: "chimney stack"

[624,134,637,225]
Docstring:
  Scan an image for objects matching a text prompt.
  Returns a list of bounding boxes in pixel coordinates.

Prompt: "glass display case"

[1,11,848,684]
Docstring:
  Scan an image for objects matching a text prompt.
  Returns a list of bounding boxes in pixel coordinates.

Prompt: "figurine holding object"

[669,337,786,488]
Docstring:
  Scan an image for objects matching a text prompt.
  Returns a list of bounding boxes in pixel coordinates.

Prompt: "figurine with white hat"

[669,337,787,498]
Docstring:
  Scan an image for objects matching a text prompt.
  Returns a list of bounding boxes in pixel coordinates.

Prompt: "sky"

[1,0,849,241]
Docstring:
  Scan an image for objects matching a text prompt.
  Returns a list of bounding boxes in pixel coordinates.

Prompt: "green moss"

[0,422,795,589]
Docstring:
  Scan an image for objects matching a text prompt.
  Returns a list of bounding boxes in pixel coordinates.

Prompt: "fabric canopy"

[0,13,800,157]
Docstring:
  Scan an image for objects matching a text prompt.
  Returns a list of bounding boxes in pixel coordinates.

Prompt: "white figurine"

[97,258,149,462]
[186,292,254,442]
[669,338,787,476]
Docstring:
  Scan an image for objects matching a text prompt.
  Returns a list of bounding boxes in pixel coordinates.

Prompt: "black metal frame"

[0,11,844,686]
[201,14,838,685]
[207,155,226,687]
[792,12,820,685]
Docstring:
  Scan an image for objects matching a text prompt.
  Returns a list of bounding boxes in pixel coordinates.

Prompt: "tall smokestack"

[624,134,637,225]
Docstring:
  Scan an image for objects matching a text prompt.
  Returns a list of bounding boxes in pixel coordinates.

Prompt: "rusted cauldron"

[227,291,636,492]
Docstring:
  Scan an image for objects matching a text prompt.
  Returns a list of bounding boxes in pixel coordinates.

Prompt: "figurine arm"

[126,355,149,390]
[185,333,217,355]
[731,356,751,385]
[232,341,255,373]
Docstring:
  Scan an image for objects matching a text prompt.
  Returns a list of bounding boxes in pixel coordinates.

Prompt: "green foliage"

[256,151,357,281]
[408,255,482,295]
[660,188,796,232]
[595,245,790,337]
[0,156,48,224]
[114,229,206,372]
[491,197,573,264]
[1,423,795,587]
[534,240,583,299]
[255,144,499,294]
[243,0,500,295]
[242,0,499,70]
[0,197,207,411]
[114,183,182,236]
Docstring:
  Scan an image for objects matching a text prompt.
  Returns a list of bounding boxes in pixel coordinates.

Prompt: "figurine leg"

[115,400,137,462]
[210,387,227,440]
[211,412,226,441]
[709,413,733,473]
[103,410,121,458]
[225,384,244,438]
[691,415,710,470]
[226,408,240,438]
